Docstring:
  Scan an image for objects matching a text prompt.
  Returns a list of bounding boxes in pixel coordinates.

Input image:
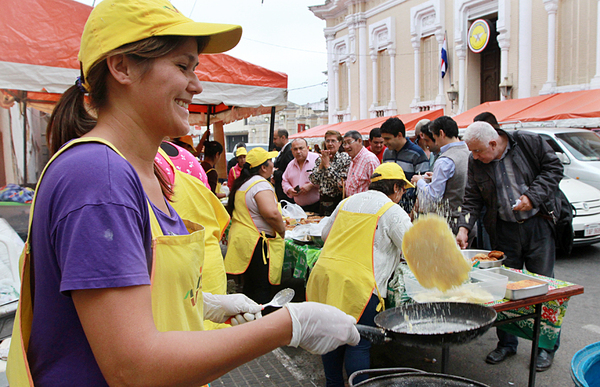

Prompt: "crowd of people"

[8,1,566,385]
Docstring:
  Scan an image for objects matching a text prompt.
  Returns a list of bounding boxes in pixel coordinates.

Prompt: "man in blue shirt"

[380,117,429,212]
[411,116,470,233]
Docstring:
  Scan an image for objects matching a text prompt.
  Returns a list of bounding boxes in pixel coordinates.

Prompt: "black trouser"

[494,216,559,353]
[319,194,342,216]
[242,237,277,305]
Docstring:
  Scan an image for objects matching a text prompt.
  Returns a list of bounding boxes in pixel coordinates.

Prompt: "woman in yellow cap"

[224,147,286,305]
[306,162,414,387]
[227,146,248,189]
[7,1,359,386]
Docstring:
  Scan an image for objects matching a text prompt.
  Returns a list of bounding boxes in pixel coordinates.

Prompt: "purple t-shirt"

[27,142,188,386]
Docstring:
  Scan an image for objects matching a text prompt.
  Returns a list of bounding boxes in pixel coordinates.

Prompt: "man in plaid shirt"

[343,130,381,197]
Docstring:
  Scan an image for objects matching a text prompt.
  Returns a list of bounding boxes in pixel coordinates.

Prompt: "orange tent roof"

[506,89,600,122]
[290,110,444,139]
[453,89,600,128]
[452,95,554,128]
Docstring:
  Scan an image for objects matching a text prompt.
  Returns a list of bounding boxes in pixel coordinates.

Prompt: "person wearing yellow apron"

[224,147,286,305]
[306,162,414,387]
[227,147,247,189]
[7,1,363,385]
[155,147,233,330]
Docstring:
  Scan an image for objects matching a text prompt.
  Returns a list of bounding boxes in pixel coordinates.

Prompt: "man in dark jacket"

[273,129,294,203]
[456,121,564,372]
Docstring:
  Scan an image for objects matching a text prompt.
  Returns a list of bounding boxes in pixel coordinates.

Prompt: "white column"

[497,0,511,100]
[326,33,336,122]
[411,38,421,107]
[371,51,378,110]
[435,31,445,104]
[346,61,352,113]
[358,18,369,118]
[388,49,397,112]
[518,0,533,97]
[541,0,559,94]
[457,45,467,113]
[590,0,600,88]
[333,65,340,114]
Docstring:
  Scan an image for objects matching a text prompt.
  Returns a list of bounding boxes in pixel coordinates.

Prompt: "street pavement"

[0,244,596,386]
[213,243,600,387]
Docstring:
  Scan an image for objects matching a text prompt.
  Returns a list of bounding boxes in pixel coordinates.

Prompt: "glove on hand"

[284,302,360,355]
[203,293,262,324]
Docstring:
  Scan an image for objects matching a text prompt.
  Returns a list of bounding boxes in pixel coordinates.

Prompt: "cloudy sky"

[74,0,329,105]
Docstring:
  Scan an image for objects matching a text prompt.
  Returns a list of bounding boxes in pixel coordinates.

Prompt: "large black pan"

[357,302,497,347]
[348,368,491,387]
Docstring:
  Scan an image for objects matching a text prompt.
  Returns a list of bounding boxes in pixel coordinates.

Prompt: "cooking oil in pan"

[391,319,480,334]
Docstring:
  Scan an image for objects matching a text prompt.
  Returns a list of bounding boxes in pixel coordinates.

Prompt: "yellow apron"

[206,167,223,194]
[8,138,206,386]
[306,199,395,321]
[158,148,230,330]
[224,178,285,285]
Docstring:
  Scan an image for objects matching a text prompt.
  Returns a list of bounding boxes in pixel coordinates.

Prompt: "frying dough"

[402,214,471,292]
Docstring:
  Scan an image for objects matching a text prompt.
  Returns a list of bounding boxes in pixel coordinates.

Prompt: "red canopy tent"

[290,110,443,139]
[0,0,287,182]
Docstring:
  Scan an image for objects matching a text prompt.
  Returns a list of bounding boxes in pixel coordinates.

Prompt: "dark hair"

[46,35,209,199]
[344,130,362,141]
[420,123,435,142]
[235,142,246,149]
[380,117,405,137]
[204,141,223,158]
[430,116,459,138]
[473,112,500,130]
[276,129,289,139]
[226,159,271,215]
[368,179,406,195]
[369,127,382,140]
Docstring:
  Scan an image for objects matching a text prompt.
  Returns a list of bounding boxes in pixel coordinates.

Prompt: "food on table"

[470,250,504,262]
[402,214,471,292]
[488,250,504,259]
[506,279,545,290]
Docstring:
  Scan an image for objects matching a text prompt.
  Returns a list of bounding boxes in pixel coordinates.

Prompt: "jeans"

[321,295,379,387]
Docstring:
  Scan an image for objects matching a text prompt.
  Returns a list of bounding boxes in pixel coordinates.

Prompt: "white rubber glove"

[284,302,360,355]
[203,293,262,324]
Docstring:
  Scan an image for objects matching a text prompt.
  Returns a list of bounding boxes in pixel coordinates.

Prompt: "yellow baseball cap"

[235,147,248,157]
[246,148,279,168]
[177,135,196,151]
[78,0,242,86]
[370,162,415,189]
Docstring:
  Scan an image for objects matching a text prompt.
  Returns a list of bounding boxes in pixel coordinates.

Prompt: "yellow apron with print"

[306,200,395,321]
[7,138,206,386]
[158,149,230,330]
[224,178,284,285]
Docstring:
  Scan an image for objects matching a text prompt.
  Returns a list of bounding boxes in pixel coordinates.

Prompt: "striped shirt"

[382,140,430,180]
[345,146,381,197]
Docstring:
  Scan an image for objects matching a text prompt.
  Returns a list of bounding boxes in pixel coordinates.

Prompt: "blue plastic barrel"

[572,341,600,387]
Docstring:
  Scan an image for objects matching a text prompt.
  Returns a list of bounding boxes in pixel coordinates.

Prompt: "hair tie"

[75,76,87,93]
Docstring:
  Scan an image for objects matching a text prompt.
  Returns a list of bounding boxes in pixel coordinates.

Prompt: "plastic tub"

[572,341,600,387]
[404,269,508,303]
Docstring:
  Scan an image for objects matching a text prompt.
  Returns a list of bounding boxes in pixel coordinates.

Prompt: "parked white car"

[225,143,270,163]
[559,177,600,247]
[517,127,600,189]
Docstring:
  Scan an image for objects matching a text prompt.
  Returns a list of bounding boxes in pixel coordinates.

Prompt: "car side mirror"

[556,152,571,165]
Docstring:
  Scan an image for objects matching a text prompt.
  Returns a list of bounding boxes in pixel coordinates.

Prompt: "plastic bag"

[281,200,307,220]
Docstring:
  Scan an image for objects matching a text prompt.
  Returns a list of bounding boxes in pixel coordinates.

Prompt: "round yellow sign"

[468,19,491,53]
